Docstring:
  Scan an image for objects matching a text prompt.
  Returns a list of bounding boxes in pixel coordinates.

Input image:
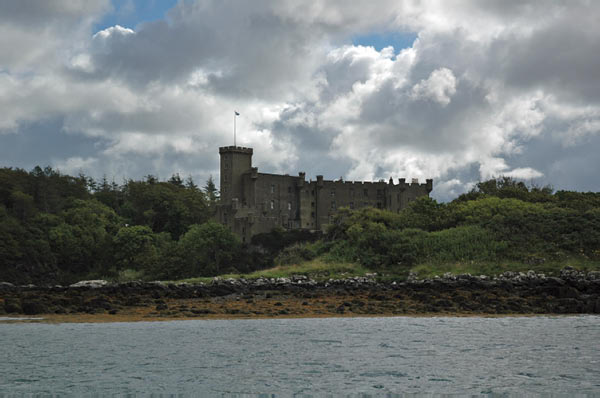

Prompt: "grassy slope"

[177,259,371,284]
[170,256,600,284]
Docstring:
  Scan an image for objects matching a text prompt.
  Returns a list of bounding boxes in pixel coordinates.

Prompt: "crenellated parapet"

[219,146,253,154]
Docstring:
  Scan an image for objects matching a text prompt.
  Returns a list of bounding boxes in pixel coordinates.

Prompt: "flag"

[234,111,240,116]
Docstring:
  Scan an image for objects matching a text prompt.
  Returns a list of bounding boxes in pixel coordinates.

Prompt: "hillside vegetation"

[1,167,599,284]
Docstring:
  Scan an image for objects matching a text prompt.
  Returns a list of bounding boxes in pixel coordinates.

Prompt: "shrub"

[275,243,317,266]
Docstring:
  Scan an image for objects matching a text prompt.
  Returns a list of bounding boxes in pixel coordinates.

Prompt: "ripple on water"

[0,316,599,395]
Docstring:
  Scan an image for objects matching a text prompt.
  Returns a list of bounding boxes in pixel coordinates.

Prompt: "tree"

[178,222,241,276]
[168,173,184,187]
[185,175,198,191]
[204,175,219,207]
[48,199,122,275]
[113,225,159,271]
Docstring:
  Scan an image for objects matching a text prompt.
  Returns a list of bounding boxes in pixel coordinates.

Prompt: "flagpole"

[233,111,237,147]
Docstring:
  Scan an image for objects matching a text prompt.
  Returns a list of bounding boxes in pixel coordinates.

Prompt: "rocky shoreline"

[1,267,600,321]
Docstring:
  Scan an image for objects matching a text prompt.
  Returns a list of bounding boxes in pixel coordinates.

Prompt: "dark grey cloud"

[0,117,103,170]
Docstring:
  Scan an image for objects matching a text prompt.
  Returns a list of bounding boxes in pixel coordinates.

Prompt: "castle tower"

[219,146,253,204]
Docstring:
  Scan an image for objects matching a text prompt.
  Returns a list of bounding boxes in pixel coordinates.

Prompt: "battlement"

[307,178,425,187]
[219,146,253,154]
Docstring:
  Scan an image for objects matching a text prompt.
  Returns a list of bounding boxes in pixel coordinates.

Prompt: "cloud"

[1,0,600,203]
[411,68,457,106]
[53,156,98,176]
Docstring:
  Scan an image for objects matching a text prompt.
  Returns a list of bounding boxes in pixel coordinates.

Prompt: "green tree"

[113,225,159,272]
[178,222,241,276]
[168,173,184,187]
[204,175,219,207]
[48,199,122,275]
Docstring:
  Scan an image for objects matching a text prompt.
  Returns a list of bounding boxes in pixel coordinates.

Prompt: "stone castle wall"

[216,146,432,241]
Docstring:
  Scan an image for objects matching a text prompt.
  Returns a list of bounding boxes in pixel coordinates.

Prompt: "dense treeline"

[315,177,600,270]
[0,166,253,284]
[1,167,599,285]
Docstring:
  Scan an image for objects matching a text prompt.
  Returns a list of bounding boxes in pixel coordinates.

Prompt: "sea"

[1,315,599,397]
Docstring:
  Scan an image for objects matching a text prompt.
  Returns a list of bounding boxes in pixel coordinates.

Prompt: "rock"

[407,272,418,282]
[4,300,21,314]
[21,284,37,289]
[558,286,580,299]
[0,282,15,290]
[191,308,214,314]
[70,280,109,288]
[87,297,112,310]
[156,303,168,311]
[588,271,600,281]
[21,301,48,315]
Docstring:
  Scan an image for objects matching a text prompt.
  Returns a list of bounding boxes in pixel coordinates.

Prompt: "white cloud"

[1,0,600,202]
[411,67,457,106]
[53,156,98,175]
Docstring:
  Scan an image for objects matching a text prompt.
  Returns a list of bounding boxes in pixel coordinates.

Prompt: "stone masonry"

[216,146,432,242]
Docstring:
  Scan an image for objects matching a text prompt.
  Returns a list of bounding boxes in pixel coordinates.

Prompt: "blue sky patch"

[94,0,178,32]
[352,31,417,53]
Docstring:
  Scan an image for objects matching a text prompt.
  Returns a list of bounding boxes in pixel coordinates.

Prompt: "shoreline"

[2,268,599,323]
[0,311,582,324]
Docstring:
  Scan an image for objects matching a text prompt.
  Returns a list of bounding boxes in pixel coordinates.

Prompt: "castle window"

[311,202,315,207]
[311,189,315,195]
[287,202,291,211]
[364,189,368,196]
[288,186,292,193]
[311,212,315,217]
[270,200,274,209]
[377,189,382,197]
[350,202,354,209]
[331,201,336,210]
[330,189,335,197]
[271,184,275,193]
[350,188,354,197]
[377,202,382,209]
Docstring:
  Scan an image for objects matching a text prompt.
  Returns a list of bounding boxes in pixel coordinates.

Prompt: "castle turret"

[219,146,253,204]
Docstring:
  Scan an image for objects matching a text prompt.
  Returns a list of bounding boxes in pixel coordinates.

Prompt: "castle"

[216,146,432,242]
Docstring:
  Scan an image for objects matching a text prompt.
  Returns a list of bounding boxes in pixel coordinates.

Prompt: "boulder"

[21,300,48,315]
[0,282,15,290]
[4,299,21,314]
[70,280,109,288]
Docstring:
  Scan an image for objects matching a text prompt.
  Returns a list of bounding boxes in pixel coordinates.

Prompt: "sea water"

[1,316,599,396]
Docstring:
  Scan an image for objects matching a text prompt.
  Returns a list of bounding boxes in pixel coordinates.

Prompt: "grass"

[172,256,600,284]
[409,257,600,279]
[175,259,370,284]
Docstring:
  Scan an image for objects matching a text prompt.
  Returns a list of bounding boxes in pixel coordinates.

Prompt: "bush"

[275,243,318,266]
[422,225,508,262]
[178,221,242,276]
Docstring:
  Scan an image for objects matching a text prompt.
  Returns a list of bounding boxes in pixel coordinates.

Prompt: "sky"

[1,0,599,201]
